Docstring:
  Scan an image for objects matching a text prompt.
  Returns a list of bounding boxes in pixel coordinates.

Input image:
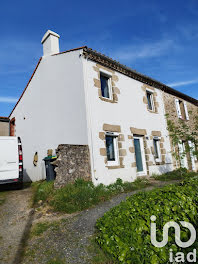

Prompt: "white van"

[0,137,23,188]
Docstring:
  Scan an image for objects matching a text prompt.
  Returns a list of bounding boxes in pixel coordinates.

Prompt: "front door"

[134,136,147,175]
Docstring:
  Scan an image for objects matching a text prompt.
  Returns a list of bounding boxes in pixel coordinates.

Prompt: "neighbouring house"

[163,92,198,171]
[9,30,198,185]
[0,117,9,136]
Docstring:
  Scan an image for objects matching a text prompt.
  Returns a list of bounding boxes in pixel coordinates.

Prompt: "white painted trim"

[184,102,189,120]
[99,71,113,100]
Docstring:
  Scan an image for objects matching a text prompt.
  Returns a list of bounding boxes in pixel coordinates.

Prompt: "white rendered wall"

[83,58,173,185]
[10,50,88,182]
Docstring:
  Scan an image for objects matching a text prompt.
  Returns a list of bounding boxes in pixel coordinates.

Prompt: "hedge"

[96,177,198,264]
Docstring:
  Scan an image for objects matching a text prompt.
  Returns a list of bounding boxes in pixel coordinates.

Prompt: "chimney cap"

[41,30,60,44]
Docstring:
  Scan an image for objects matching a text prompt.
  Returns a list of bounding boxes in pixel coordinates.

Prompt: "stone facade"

[163,92,198,170]
[0,118,9,136]
[53,144,91,188]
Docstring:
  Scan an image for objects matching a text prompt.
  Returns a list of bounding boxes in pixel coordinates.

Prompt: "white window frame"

[175,98,182,119]
[133,136,147,176]
[188,140,196,171]
[153,136,161,162]
[100,70,113,100]
[184,101,189,120]
[105,132,119,166]
[146,90,155,111]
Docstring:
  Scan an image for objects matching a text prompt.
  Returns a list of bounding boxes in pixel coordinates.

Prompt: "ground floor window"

[153,137,161,162]
[105,133,119,166]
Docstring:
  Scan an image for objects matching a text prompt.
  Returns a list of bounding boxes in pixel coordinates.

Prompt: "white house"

[9,30,197,184]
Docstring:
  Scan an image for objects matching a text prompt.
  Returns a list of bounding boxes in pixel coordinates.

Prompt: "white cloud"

[0,97,18,103]
[112,39,175,62]
[167,79,198,87]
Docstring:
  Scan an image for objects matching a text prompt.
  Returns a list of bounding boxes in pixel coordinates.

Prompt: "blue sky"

[0,0,198,116]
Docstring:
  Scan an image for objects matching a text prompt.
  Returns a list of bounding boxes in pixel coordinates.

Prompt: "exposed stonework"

[53,144,91,189]
[163,91,198,170]
[93,63,120,103]
[130,127,147,135]
[103,123,121,132]
[151,131,161,137]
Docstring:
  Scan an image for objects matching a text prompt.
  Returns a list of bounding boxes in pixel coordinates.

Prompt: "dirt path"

[0,186,33,264]
[22,180,179,264]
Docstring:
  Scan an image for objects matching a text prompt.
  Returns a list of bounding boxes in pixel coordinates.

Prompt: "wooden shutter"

[175,99,182,118]
[184,102,189,120]
[188,141,196,171]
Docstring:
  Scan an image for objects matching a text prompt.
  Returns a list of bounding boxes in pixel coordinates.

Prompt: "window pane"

[153,139,159,158]
[134,138,143,172]
[146,91,153,110]
[106,135,115,161]
[100,75,110,98]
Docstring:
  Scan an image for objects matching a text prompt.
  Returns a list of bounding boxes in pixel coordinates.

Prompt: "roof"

[9,45,198,118]
[0,116,9,122]
[83,47,198,106]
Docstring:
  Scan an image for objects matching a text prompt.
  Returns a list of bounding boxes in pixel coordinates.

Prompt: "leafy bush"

[96,177,198,264]
[152,168,197,181]
[33,178,150,213]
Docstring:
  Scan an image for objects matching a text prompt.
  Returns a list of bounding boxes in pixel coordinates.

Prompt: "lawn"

[32,177,151,214]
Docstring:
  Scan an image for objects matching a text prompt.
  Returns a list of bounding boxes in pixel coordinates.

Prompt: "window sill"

[148,109,157,114]
[99,96,117,103]
[106,165,124,169]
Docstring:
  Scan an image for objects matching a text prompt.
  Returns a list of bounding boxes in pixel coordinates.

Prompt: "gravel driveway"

[22,181,177,264]
[0,185,33,264]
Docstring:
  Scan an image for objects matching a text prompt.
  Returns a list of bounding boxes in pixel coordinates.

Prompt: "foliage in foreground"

[96,176,198,264]
[32,178,150,213]
[152,167,197,181]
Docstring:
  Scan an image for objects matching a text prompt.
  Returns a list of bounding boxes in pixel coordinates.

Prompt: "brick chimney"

[41,30,60,57]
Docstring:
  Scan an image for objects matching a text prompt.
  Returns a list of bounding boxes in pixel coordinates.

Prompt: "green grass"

[31,221,60,237]
[32,178,151,214]
[151,167,197,181]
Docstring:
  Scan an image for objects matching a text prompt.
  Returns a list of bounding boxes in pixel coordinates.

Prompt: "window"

[146,91,154,111]
[153,137,161,161]
[105,133,119,166]
[100,73,112,99]
[175,99,189,120]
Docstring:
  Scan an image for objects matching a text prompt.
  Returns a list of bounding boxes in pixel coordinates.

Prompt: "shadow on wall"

[23,169,32,183]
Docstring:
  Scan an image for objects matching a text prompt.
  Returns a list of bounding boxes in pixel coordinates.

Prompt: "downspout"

[80,51,98,181]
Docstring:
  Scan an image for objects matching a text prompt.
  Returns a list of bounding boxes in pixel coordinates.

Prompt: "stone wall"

[53,144,91,189]
[163,92,198,169]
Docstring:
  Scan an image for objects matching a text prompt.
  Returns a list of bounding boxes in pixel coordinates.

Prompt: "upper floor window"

[100,73,112,99]
[146,90,155,111]
[175,99,189,120]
